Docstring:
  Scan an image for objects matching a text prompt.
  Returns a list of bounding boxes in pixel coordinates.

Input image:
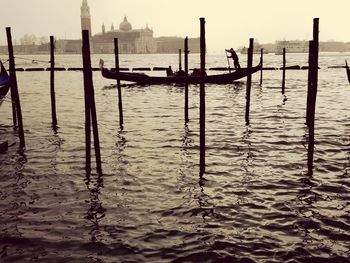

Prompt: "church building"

[81,0,157,53]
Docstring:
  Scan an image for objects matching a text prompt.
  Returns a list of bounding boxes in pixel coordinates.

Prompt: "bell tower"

[81,0,92,37]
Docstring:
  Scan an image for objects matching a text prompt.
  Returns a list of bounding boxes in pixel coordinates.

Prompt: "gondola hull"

[0,61,10,101]
[101,63,261,85]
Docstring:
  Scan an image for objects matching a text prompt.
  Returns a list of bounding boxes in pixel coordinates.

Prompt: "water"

[0,52,350,262]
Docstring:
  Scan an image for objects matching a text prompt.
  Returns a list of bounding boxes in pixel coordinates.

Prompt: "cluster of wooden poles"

[3,17,319,176]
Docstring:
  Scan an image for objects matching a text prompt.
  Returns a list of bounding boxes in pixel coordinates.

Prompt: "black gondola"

[100,59,261,85]
[0,60,10,102]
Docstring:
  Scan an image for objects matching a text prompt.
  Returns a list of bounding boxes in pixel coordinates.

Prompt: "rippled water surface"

[1,53,350,262]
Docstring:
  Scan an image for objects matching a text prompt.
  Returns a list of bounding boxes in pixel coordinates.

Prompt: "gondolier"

[225,48,241,70]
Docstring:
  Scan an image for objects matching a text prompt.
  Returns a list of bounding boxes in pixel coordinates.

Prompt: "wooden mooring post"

[179,49,182,71]
[114,38,124,129]
[245,38,254,125]
[50,36,58,128]
[184,36,189,123]
[260,48,263,85]
[306,40,313,126]
[307,18,319,175]
[6,27,25,148]
[199,18,206,175]
[82,30,102,174]
[282,47,286,95]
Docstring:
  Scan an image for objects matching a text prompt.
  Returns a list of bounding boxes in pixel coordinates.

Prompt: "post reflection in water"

[84,172,106,243]
[115,128,127,166]
[12,149,28,237]
[50,128,64,172]
[242,126,254,180]
[295,177,319,244]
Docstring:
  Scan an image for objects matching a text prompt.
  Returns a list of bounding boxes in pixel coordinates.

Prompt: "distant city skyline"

[1,0,349,51]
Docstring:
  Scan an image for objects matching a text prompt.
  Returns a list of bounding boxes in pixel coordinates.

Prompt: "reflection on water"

[1,53,350,262]
[84,172,105,242]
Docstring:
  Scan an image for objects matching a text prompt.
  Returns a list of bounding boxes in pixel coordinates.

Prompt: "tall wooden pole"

[82,31,92,174]
[184,37,189,123]
[50,36,57,128]
[260,48,263,85]
[306,40,313,126]
[199,18,206,175]
[282,47,286,95]
[82,30,102,174]
[114,38,124,129]
[179,49,182,71]
[7,30,17,128]
[6,27,25,148]
[245,38,254,125]
[307,18,319,175]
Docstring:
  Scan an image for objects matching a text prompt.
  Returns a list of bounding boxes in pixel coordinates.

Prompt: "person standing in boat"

[225,48,241,70]
[166,66,173,76]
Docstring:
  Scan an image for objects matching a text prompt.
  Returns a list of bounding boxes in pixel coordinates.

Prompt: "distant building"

[81,0,92,37]
[80,0,198,54]
[275,40,309,54]
[155,37,200,54]
[92,17,157,54]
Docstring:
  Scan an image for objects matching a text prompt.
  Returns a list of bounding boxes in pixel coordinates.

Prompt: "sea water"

[0,53,350,262]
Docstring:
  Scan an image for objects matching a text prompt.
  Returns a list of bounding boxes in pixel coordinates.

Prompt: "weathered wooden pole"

[306,40,314,126]
[199,18,206,175]
[114,38,124,129]
[282,47,286,94]
[50,36,57,128]
[6,27,25,148]
[184,36,189,123]
[307,18,319,175]
[179,49,182,71]
[7,30,17,128]
[260,48,263,85]
[245,38,254,125]
[82,30,102,174]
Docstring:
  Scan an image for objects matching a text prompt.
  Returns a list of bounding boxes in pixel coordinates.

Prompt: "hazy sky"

[1,0,349,51]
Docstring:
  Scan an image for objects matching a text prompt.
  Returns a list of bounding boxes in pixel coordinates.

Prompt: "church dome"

[119,16,132,31]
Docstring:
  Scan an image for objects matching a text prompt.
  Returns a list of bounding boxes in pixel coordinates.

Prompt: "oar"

[225,50,231,73]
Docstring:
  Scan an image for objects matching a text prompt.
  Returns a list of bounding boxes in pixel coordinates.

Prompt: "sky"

[1,0,349,51]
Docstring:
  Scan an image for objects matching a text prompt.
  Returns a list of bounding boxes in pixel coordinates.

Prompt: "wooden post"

[50,36,57,128]
[179,49,182,71]
[199,18,206,175]
[282,47,286,94]
[306,40,313,126]
[114,38,124,129]
[82,30,102,174]
[6,27,25,148]
[307,18,319,175]
[260,48,263,85]
[184,37,189,123]
[245,38,254,125]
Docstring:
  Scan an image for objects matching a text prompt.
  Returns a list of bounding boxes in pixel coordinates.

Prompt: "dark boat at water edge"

[0,60,10,102]
[100,60,261,85]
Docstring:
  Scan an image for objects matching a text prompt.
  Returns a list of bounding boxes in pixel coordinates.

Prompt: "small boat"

[0,60,10,101]
[100,60,261,85]
[346,60,350,84]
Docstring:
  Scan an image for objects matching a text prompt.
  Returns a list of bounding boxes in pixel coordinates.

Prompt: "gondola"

[100,60,262,85]
[0,60,10,102]
[346,60,350,84]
